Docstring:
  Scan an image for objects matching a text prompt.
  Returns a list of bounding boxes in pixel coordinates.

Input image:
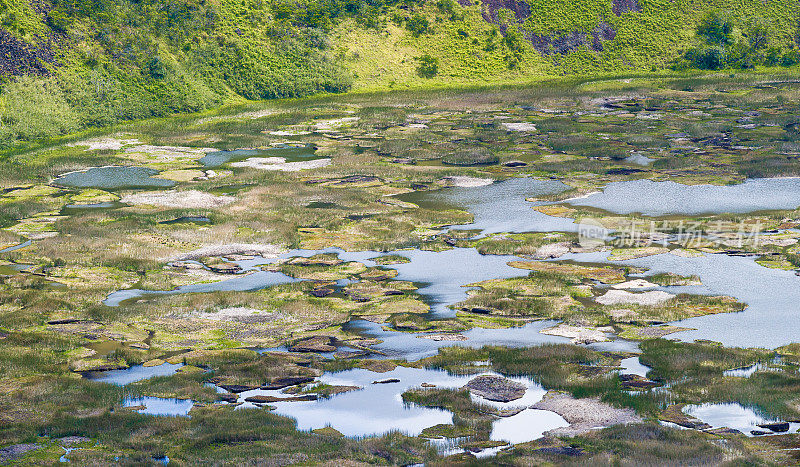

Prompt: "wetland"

[4,74,800,464]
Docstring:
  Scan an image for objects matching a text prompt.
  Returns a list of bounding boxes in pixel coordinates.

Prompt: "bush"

[697,11,733,46]
[406,12,429,36]
[416,54,438,78]
[687,46,725,70]
[781,49,800,67]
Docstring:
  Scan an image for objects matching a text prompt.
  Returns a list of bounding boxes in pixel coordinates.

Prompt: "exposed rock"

[464,375,526,402]
[470,0,529,30]
[205,261,242,274]
[531,242,571,260]
[611,279,657,290]
[533,392,642,436]
[590,21,617,52]
[540,324,609,344]
[596,290,675,306]
[528,30,587,55]
[333,350,369,359]
[191,307,279,323]
[0,29,53,77]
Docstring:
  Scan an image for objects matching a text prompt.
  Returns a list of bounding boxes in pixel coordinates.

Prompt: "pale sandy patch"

[540,324,610,344]
[596,289,675,306]
[230,157,331,171]
[121,190,235,209]
[441,176,493,187]
[532,392,642,436]
[501,122,537,132]
[173,243,284,261]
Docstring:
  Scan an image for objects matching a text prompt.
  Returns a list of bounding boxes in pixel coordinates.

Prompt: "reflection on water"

[53,166,176,189]
[566,178,800,216]
[685,403,800,436]
[103,270,299,307]
[199,145,318,167]
[123,396,193,417]
[86,362,184,385]
[397,178,576,234]
[618,357,650,377]
[490,409,569,444]
[228,367,566,439]
[343,319,568,362]
[0,239,32,253]
[561,250,800,349]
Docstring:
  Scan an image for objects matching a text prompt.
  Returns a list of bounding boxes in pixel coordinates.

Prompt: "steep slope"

[0,0,798,147]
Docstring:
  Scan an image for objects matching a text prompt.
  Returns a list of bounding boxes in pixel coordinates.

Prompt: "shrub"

[416,54,438,78]
[406,12,429,36]
[687,46,725,70]
[697,11,733,46]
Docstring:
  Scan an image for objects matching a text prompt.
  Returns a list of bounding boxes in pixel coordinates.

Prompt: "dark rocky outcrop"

[528,30,588,55]
[472,0,530,31]
[0,30,54,77]
[612,0,641,16]
[590,22,617,52]
[464,375,526,402]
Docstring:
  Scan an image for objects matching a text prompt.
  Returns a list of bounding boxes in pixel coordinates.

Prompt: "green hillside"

[1,0,799,147]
